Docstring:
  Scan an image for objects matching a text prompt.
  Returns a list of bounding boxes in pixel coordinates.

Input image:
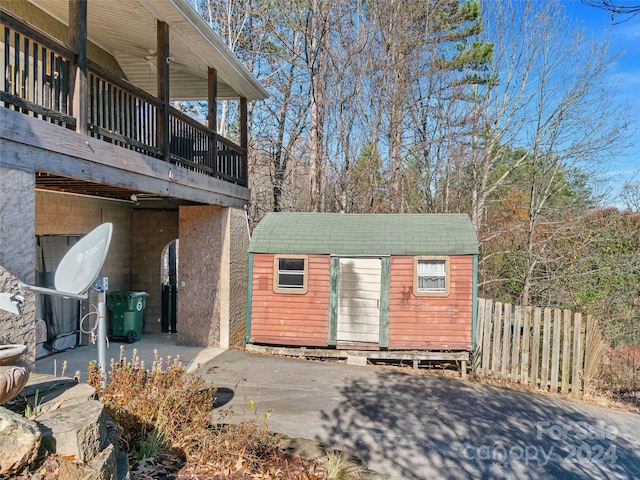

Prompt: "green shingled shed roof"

[249,213,478,255]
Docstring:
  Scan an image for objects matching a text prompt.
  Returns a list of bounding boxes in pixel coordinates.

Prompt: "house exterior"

[0,0,268,365]
[247,213,479,351]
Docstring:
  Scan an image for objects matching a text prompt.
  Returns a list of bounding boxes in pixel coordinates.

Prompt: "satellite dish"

[3,223,114,383]
[54,223,112,295]
[16,223,113,301]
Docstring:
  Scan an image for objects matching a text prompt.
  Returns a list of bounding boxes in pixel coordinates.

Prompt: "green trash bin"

[107,291,148,343]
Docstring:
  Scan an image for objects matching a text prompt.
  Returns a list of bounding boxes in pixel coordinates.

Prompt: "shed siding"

[250,254,330,346]
[388,255,473,350]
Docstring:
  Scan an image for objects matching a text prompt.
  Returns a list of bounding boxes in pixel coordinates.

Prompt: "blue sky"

[565,0,640,205]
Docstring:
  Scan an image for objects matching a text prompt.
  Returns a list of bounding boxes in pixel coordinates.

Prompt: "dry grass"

[465,372,639,413]
[591,345,640,411]
[88,346,333,479]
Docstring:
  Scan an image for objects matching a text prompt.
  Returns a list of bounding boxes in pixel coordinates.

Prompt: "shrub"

[599,345,640,397]
[88,347,299,477]
[88,346,214,456]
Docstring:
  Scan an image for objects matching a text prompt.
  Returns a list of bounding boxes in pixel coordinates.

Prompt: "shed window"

[414,257,450,297]
[274,255,308,294]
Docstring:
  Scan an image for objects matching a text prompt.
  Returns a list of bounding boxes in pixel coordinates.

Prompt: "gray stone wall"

[0,168,36,366]
[229,208,249,347]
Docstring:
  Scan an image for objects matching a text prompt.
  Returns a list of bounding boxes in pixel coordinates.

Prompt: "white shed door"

[337,258,382,345]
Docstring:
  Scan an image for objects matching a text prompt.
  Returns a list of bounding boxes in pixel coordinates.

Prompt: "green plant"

[24,389,43,420]
[136,427,166,461]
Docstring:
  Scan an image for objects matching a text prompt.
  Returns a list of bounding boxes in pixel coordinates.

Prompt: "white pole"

[244,204,251,239]
[97,283,107,387]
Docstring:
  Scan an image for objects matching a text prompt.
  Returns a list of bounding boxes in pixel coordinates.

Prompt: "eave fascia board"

[168,0,268,101]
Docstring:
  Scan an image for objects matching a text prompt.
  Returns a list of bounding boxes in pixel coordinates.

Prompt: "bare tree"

[195,0,259,137]
[621,181,640,212]
[373,0,411,213]
[477,0,630,304]
[300,0,329,211]
[404,1,493,214]
[254,2,312,214]
[582,0,640,22]
[362,0,493,213]
[320,1,376,212]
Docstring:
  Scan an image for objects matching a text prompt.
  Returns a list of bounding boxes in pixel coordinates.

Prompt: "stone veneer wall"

[0,168,36,366]
[177,206,224,347]
[177,206,249,348]
[229,208,249,347]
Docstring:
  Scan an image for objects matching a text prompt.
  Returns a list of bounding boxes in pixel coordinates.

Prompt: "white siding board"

[337,257,381,345]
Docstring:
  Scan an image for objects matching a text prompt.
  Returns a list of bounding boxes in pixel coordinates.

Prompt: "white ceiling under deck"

[29,0,267,101]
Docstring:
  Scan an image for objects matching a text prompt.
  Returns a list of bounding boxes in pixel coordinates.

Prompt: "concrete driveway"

[197,350,640,480]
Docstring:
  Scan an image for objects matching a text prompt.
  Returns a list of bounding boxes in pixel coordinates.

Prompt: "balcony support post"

[208,67,218,174]
[240,97,248,151]
[157,20,170,162]
[69,0,87,134]
[240,96,248,184]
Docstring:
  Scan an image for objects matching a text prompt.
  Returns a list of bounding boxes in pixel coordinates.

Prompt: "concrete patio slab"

[35,333,222,383]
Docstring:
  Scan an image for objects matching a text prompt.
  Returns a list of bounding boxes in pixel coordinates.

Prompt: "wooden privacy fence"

[474,298,607,395]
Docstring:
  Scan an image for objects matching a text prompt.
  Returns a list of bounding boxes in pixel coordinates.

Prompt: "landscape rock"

[37,399,107,462]
[0,406,41,475]
[86,442,118,480]
[21,374,79,402]
[39,382,97,413]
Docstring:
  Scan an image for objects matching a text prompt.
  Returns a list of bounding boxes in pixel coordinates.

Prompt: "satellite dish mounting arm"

[17,284,88,301]
[1,223,113,386]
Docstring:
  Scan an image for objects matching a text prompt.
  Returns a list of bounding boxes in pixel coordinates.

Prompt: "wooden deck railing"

[1,7,75,128]
[1,7,247,186]
[87,62,162,158]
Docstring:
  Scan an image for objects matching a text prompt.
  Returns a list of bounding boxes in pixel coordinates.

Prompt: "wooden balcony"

[1,7,247,188]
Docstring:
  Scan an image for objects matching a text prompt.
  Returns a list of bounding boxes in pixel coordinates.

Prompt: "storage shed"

[246,213,478,352]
